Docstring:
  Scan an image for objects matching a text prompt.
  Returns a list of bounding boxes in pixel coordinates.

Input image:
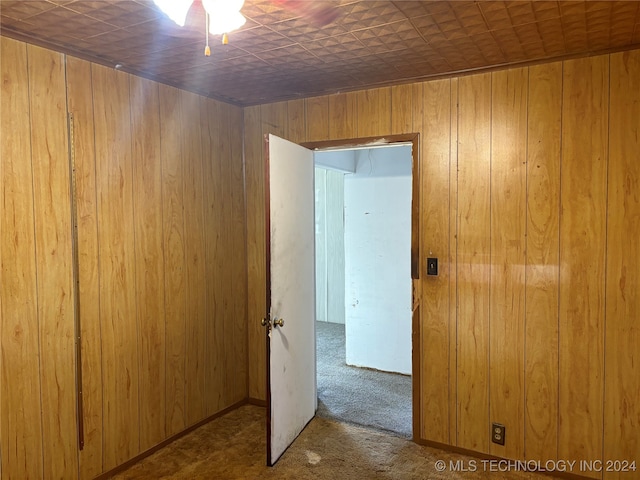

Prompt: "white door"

[264,134,317,466]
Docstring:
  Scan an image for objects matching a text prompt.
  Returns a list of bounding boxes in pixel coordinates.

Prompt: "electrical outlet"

[492,423,505,445]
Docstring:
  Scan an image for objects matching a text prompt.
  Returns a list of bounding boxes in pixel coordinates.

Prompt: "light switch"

[427,258,438,276]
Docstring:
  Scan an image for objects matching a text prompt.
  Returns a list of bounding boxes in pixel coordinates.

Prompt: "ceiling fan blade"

[160,0,205,38]
[270,0,339,27]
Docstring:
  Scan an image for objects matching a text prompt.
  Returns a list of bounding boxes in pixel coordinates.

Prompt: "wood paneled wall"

[2,32,639,479]
[0,37,247,479]
[1,37,76,480]
[243,50,640,476]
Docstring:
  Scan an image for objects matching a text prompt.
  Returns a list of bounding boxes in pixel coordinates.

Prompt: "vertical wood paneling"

[2,39,249,477]
[159,85,187,436]
[92,64,140,470]
[558,56,608,474]
[411,84,424,374]
[28,44,78,480]
[261,102,287,138]
[306,96,330,141]
[604,50,640,478]
[130,75,166,450]
[356,87,391,137]
[182,91,207,425]
[228,104,248,403]
[0,173,1,480]
[489,68,527,459]
[525,62,562,462]
[0,36,44,480]
[241,50,640,471]
[411,82,425,442]
[66,55,104,479]
[448,77,459,445]
[329,92,357,139]
[287,99,306,143]
[244,104,266,400]
[420,79,451,444]
[219,102,235,408]
[202,98,226,413]
[254,101,287,375]
[456,72,491,454]
[7,38,640,475]
[391,84,413,134]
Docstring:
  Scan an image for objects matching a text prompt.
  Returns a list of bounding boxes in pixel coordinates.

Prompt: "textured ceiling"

[1,0,640,106]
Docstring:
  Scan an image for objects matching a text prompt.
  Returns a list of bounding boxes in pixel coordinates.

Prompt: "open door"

[264,134,317,466]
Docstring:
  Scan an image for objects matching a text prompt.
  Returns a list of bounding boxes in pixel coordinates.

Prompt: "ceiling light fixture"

[153,0,246,53]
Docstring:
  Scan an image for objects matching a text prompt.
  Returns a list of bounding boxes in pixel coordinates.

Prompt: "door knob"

[273,318,284,328]
[261,318,270,327]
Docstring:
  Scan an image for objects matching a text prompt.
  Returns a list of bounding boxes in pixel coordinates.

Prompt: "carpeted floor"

[316,321,412,437]
[112,404,560,480]
[110,324,562,479]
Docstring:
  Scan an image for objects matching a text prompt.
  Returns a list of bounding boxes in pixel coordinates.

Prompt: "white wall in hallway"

[315,167,346,324]
[344,146,412,375]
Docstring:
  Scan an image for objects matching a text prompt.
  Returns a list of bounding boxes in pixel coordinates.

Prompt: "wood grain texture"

[202,98,226,414]
[181,90,207,426]
[27,44,79,480]
[92,64,140,470]
[66,54,104,480]
[305,96,330,141]
[525,62,562,462]
[0,214,1,480]
[129,75,166,449]
[489,67,527,460]
[420,79,451,444]
[261,102,287,138]
[329,92,357,139]
[356,87,391,137]
[287,99,306,143]
[159,84,187,437]
[558,56,608,475]
[248,101,287,401]
[0,36,44,480]
[239,50,640,467]
[604,50,640,479]
[448,78,459,446]
[412,84,424,294]
[456,72,491,454]
[244,104,266,401]
[218,102,235,408]
[1,40,249,478]
[391,84,413,134]
[228,103,248,403]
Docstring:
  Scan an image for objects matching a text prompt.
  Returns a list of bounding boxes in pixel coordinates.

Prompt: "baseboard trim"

[94,399,248,480]
[414,438,595,480]
[247,397,267,407]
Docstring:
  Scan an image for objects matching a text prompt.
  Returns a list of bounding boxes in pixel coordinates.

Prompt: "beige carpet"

[111,405,560,480]
[316,321,412,437]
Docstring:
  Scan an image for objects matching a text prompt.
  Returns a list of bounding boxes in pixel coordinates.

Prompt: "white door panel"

[265,134,316,466]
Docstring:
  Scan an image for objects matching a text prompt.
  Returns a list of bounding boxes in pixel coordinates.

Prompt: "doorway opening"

[312,143,413,438]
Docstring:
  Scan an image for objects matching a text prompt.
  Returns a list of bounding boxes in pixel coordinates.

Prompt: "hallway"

[316,321,412,437]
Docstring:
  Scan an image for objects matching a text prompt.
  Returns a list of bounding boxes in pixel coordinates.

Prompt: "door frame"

[302,133,421,441]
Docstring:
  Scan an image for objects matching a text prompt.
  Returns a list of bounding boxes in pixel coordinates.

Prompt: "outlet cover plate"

[492,423,505,445]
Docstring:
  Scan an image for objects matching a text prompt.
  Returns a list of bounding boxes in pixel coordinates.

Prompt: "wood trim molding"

[94,400,248,480]
[303,133,422,442]
[414,437,595,480]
